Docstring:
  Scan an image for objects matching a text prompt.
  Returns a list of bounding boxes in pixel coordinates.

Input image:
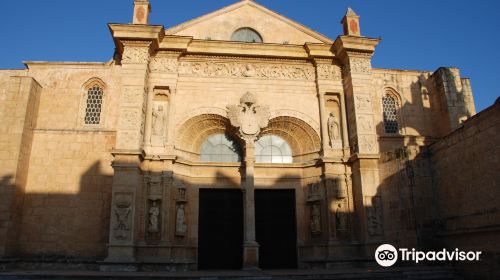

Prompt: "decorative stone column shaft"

[242,140,259,269]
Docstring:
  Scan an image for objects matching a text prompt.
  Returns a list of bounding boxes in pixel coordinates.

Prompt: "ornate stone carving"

[307,183,322,235]
[327,178,349,236]
[175,181,187,237]
[357,115,374,132]
[327,112,341,148]
[358,135,376,154]
[179,61,315,80]
[317,64,341,80]
[310,204,321,235]
[150,57,178,73]
[146,176,161,195]
[269,109,321,134]
[119,108,141,130]
[227,92,270,141]
[365,196,383,236]
[148,199,160,233]
[335,200,348,232]
[113,193,132,241]
[345,57,371,73]
[122,46,150,64]
[122,87,143,104]
[354,94,373,112]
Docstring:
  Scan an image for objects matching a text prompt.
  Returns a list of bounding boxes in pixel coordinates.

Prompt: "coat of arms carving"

[227,92,270,141]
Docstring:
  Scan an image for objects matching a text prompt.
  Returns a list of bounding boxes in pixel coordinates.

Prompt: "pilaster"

[333,35,383,247]
[0,76,41,257]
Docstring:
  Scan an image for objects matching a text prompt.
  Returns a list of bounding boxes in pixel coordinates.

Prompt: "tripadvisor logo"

[374,244,481,267]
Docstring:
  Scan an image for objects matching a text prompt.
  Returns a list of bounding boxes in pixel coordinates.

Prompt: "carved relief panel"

[179,61,315,81]
[306,183,322,236]
[365,196,384,237]
[317,64,342,81]
[122,45,150,64]
[149,57,178,73]
[112,193,133,242]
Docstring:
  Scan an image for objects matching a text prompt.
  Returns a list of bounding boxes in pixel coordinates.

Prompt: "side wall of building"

[0,72,41,257]
[430,100,499,280]
[5,64,121,258]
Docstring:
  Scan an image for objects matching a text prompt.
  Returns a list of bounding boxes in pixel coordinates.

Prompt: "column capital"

[109,24,164,54]
[332,36,380,62]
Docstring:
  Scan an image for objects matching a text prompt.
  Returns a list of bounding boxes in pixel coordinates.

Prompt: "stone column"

[242,140,259,269]
[104,40,151,268]
[333,36,382,248]
[317,90,329,153]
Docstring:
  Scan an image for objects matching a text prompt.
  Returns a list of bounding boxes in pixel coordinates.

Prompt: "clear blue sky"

[1,0,498,111]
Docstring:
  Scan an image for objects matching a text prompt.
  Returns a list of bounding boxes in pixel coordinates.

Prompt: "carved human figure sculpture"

[148,200,160,233]
[152,105,167,137]
[310,203,321,235]
[335,202,347,231]
[328,112,340,148]
[176,204,187,236]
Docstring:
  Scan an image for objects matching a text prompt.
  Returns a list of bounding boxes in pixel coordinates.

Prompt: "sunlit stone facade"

[1,1,497,278]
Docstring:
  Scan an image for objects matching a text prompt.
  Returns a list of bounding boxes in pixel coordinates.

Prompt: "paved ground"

[0,266,463,280]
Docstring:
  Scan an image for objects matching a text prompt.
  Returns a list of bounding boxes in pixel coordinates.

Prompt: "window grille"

[84,85,103,125]
[382,94,399,133]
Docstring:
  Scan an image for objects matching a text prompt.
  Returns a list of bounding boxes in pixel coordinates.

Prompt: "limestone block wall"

[372,69,442,153]
[25,63,121,131]
[431,67,476,136]
[19,131,115,258]
[429,100,499,280]
[0,72,41,257]
[6,63,121,258]
[377,146,439,250]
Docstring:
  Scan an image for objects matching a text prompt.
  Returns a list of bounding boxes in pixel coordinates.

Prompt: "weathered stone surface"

[0,1,497,279]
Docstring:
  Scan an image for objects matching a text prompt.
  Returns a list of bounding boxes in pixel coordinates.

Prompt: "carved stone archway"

[260,116,321,162]
[175,113,239,161]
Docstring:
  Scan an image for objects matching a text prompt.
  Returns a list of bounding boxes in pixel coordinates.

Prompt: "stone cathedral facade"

[1,0,498,278]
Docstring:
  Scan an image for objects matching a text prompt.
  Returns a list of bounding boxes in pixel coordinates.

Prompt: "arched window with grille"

[255,135,293,163]
[83,81,105,125]
[200,133,242,163]
[382,93,400,134]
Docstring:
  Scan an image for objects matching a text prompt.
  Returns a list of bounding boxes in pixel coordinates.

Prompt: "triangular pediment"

[165,0,333,45]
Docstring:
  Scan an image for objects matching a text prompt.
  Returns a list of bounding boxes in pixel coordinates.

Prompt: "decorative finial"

[346,7,358,17]
[341,7,361,36]
[133,0,151,25]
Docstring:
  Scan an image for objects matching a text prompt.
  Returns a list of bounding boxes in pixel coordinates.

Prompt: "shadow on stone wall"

[374,100,500,280]
[4,161,113,268]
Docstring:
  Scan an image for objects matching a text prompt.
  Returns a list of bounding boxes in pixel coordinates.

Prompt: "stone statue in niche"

[176,204,187,236]
[148,200,160,233]
[152,104,167,137]
[310,204,321,235]
[328,112,341,148]
[335,201,348,232]
[174,181,188,236]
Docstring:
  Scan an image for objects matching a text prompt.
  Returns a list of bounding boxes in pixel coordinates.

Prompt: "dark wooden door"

[255,189,297,269]
[198,189,243,270]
